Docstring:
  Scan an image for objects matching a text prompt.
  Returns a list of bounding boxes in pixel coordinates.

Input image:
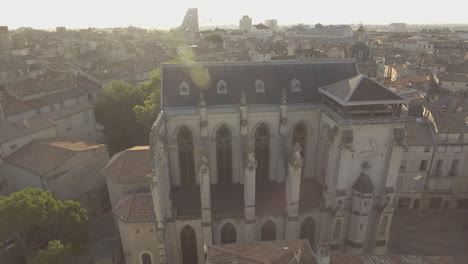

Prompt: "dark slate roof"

[211,184,244,218]
[352,173,375,194]
[256,182,286,216]
[161,60,359,108]
[172,185,201,216]
[299,178,323,213]
[319,74,408,106]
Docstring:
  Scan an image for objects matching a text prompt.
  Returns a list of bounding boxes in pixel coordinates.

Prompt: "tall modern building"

[139,59,408,264]
[265,19,278,32]
[239,15,252,33]
[180,8,199,33]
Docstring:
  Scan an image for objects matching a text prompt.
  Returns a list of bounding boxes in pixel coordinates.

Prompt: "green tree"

[26,240,71,264]
[203,33,223,43]
[133,69,161,132]
[95,80,147,153]
[0,188,88,261]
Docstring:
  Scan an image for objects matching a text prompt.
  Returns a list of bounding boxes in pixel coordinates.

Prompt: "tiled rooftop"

[4,138,106,176]
[101,146,152,183]
[113,191,155,223]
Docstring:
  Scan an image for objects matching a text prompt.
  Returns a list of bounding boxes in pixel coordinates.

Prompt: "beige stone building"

[3,138,109,216]
[147,60,408,264]
[101,146,158,264]
[396,106,468,211]
[42,101,102,142]
[102,146,152,207]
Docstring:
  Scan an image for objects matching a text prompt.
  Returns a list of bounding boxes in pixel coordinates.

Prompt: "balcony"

[426,177,468,193]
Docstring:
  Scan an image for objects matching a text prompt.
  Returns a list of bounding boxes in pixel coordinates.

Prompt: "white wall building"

[396,108,468,211]
[265,19,278,32]
[239,16,252,33]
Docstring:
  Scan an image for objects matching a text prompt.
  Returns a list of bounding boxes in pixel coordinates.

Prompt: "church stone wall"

[118,220,159,264]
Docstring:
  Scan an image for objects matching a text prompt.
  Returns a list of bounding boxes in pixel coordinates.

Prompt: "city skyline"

[2,0,467,30]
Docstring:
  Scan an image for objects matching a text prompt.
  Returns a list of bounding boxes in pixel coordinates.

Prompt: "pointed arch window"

[332,219,342,241]
[378,215,388,237]
[255,79,265,93]
[292,122,307,177]
[141,253,152,264]
[300,217,316,247]
[291,78,301,92]
[181,225,198,264]
[217,80,227,94]
[180,81,190,95]
[177,126,196,185]
[216,125,232,183]
[220,223,237,244]
[255,124,270,182]
[261,220,276,241]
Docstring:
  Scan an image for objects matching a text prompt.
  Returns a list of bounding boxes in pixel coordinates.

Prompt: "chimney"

[315,241,330,264]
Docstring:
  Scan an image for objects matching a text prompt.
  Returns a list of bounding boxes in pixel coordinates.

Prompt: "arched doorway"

[180,225,198,264]
[216,125,233,183]
[141,253,152,264]
[177,126,196,185]
[261,220,276,241]
[220,223,237,244]
[300,217,316,247]
[255,124,270,182]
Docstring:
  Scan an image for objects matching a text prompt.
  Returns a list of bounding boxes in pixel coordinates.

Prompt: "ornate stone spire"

[240,90,247,106]
[280,89,287,105]
[199,90,206,107]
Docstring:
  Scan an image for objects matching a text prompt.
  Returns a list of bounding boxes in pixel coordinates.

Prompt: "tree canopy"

[94,80,149,153]
[203,33,223,43]
[133,68,161,132]
[0,188,88,261]
[26,240,71,264]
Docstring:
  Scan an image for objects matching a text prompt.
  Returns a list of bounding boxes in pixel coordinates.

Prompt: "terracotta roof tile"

[4,138,106,176]
[404,117,434,146]
[101,146,152,183]
[429,109,468,133]
[209,240,454,264]
[208,240,315,264]
[330,254,453,264]
[112,192,155,223]
[0,116,57,143]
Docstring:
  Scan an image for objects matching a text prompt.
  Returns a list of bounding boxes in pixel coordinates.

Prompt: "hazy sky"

[2,0,467,29]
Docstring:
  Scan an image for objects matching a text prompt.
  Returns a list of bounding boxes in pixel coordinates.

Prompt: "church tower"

[318,74,407,254]
[0,26,12,63]
[356,23,365,43]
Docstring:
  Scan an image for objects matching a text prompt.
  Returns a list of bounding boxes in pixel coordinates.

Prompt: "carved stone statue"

[199,155,209,176]
[291,143,303,170]
[245,146,257,172]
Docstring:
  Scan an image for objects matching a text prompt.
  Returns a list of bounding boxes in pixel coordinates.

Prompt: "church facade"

[143,60,408,264]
